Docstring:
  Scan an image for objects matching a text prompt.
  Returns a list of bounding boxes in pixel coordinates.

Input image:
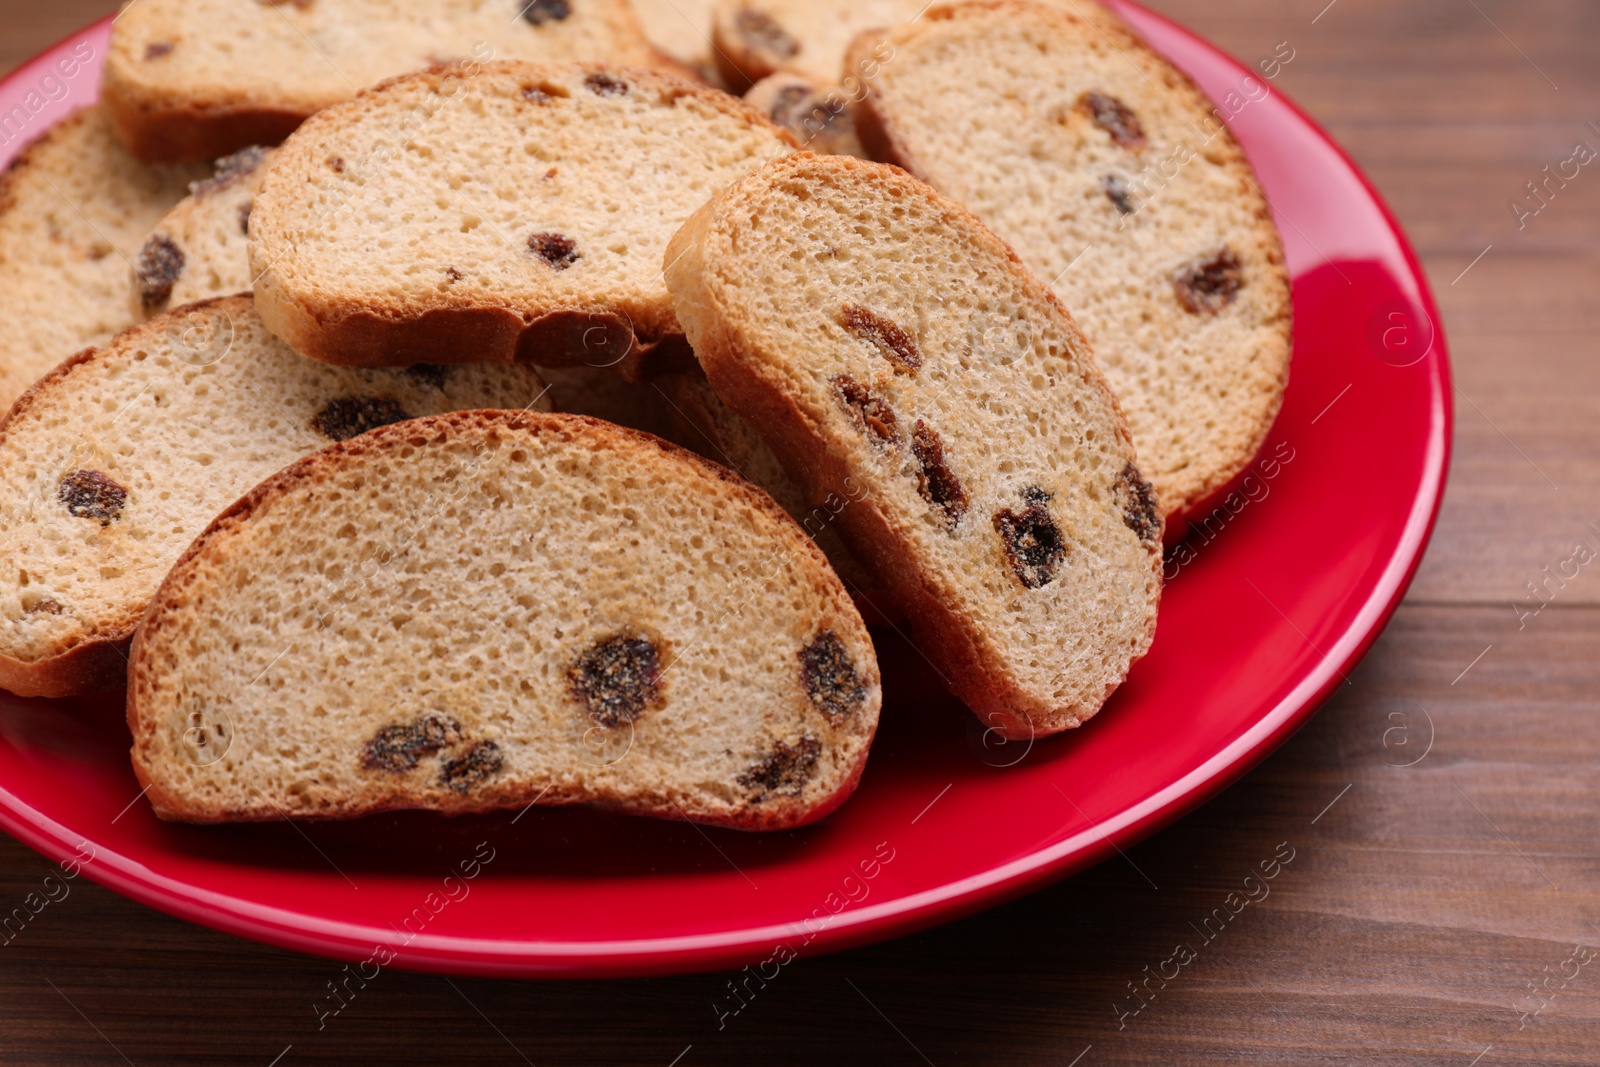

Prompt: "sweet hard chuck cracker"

[127,412,879,830]
[103,0,693,162]
[248,62,798,380]
[848,0,1293,520]
[664,153,1163,739]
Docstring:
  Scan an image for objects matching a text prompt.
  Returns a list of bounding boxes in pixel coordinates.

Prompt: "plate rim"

[0,3,1453,978]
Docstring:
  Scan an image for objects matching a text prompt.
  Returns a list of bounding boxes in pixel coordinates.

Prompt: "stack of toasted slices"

[0,0,1292,832]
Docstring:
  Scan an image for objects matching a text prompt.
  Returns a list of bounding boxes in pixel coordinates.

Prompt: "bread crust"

[250,62,797,380]
[128,411,877,830]
[846,0,1293,520]
[664,154,1161,739]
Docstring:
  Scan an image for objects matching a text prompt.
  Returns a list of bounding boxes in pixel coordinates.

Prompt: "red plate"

[0,5,1450,978]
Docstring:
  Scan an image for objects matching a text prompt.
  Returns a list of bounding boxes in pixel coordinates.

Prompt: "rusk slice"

[103,0,690,163]
[664,154,1162,738]
[0,296,549,699]
[0,107,206,412]
[849,1,1292,518]
[134,146,273,319]
[128,412,879,830]
[249,62,796,380]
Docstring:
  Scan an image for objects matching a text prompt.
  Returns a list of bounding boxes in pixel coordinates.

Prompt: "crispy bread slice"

[248,61,796,380]
[103,0,693,162]
[848,1,1292,518]
[664,154,1162,738]
[127,411,879,830]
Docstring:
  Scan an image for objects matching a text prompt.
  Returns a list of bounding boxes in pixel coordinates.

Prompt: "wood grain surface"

[2,0,1597,1063]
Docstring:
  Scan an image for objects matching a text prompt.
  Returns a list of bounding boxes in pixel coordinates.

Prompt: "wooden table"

[2,1,1596,1063]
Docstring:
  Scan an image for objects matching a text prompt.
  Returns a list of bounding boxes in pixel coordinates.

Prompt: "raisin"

[311,396,412,442]
[569,634,663,728]
[135,234,184,313]
[144,41,173,60]
[994,487,1067,589]
[840,304,921,374]
[327,155,346,173]
[739,737,821,800]
[769,85,812,124]
[584,73,629,97]
[25,598,63,616]
[735,9,800,58]
[444,266,464,283]
[800,631,866,724]
[1103,174,1135,215]
[360,714,463,773]
[1081,91,1146,149]
[1115,464,1162,543]
[405,364,452,390]
[832,375,900,448]
[529,232,580,270]
[520,0,571,25]
[911,421,967,530]
[238,203,253,235]
[58,471,128,525]
[193,145,270,198]
[1174,248,1244,315]
[440,741,505,793]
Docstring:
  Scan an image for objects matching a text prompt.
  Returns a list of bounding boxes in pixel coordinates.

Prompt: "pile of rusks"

[0,0,1290,831]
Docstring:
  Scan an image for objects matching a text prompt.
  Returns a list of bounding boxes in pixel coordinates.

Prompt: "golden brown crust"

[128,410,874,830]
[845,0,1294,519]
[104,96,306,166]
[251,62,798,378]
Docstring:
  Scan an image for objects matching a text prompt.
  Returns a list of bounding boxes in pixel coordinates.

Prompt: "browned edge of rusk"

[126,411,878,831]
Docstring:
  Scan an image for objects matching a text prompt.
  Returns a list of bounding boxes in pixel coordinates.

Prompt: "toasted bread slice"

[0,296,549,699]
[248,61,796,380]
[127,411,879,830]
[103,0,693,163]
[0,107,206,412]
[133,146,273,319]
[665,154,1162,738]
[744,72,866,158]
[848,1,1292,518]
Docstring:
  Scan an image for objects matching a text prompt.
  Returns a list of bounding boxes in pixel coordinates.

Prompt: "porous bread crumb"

[127,411,879,831]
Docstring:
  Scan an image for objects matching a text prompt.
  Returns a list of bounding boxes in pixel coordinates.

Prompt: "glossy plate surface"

[0,5,1450,978]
